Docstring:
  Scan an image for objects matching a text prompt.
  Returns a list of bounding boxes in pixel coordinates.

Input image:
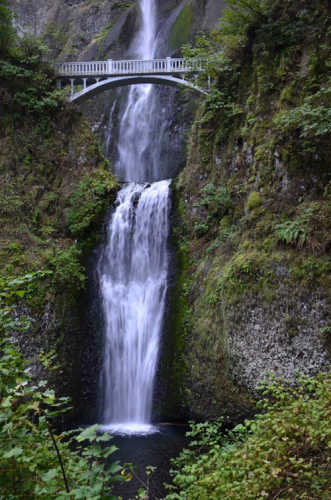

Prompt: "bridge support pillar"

[70,78,75,96]
[83,78,87,89]
[56,79,62,90]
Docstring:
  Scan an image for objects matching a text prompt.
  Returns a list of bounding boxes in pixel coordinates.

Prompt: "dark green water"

[108,425,187,500]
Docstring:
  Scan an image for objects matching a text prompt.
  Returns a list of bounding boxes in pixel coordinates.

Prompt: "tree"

[0,0,14,56]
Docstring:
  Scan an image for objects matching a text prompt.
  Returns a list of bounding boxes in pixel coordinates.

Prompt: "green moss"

[169,2,193,51]
[246,191,262,211]
[66,166,117,239]
[290,255,331,287]
[160,240,191,418]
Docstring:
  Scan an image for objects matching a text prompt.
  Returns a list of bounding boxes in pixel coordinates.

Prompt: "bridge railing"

[54,58,206,77]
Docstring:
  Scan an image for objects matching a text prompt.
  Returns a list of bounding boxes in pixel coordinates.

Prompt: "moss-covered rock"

[163,0,330,421]
[169,1,193,51]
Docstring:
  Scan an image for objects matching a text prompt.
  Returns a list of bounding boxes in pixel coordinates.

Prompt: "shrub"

[198,183,233,218]
[246,191,262,210]
[0,34,65,117]
[66,169,117,237]
[274,85,331,153]
[50,245,86,291]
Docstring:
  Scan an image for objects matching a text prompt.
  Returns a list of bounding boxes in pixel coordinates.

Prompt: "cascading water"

[98,0,170,434]
[116,0,159,183]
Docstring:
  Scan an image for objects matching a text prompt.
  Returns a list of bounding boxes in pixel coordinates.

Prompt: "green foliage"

[276,220,307,248]
[0,270,52,303]
[50,245,86,291]
[275,202,330,252]
[201,89,242,126]
[0,35,64,118]
[164,375,331,500]
[192,184,233,239]
[0,0,14,56]
[193,221,209,237]
[216,1,326,56]
[217,0,267,52]
[0,274,124,499]
[66,169,117,237]
[198,183,233,218]
[274,85,331,153]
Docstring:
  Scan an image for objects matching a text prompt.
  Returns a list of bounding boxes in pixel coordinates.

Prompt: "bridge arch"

[68,75,207,103]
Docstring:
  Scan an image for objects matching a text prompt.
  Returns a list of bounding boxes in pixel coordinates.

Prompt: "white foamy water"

[98,182,170,433]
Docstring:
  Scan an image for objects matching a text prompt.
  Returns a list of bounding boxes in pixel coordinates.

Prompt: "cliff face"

[161,0,330,421]
[9,0,139,60]
[0,32,119,418]
[9,1,225,59]
[5,0,330,425]
[8,1,225,177]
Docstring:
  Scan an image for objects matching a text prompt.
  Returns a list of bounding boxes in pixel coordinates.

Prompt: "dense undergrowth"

[0,274,126,499]
[164,374,331,500]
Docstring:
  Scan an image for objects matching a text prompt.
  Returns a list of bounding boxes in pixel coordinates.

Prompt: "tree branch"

[47,421,70,494]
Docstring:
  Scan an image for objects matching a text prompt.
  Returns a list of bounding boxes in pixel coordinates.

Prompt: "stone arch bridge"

[54,58,208,102]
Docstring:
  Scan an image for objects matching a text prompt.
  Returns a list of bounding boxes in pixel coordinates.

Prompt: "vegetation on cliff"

[0,0,118,302]
[0,0,118,431]
[164,1,330,497]
[165,0,330,419]
[1,0,330,498]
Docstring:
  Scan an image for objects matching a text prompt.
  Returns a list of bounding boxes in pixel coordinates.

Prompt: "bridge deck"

[54,57,205,78]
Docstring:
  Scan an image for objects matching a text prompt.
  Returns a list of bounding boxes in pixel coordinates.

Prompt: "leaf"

[41,468,58,482]
[76,424,99,442]
[108,461,122,474]
[3,446,23,458]
[96,432,114,442]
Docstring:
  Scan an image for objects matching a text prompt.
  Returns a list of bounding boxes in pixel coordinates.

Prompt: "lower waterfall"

[98,181,170,433]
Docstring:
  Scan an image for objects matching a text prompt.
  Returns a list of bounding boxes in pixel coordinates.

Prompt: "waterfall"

[98,0,170,434]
